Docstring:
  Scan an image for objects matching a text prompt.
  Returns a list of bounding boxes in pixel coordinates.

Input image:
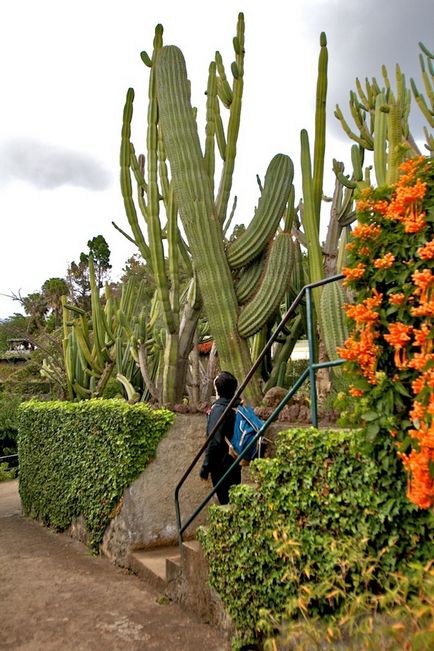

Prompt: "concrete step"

[129,545,181,591]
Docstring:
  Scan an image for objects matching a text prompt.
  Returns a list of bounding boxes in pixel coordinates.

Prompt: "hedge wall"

[18,399,174,550]
[198,427,434,649]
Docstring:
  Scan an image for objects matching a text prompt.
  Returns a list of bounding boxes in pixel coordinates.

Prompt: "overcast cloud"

[304,0,434,139]
[0,0,433,320]
[0,138,111,191]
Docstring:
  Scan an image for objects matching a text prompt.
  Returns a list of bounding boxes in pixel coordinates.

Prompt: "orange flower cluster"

[338,290,383,384]
[384,322,413,369]
[342,262,366,284]
[373,253,395,269]
[396,274,434,508]
[385,177,427,233]
[410,269,434,319]
[389,293,405,305]
[344,156,434,509]
[397,155,427,185]
[352,223,382,240]
[400,444,434,509]
[417,240,434,260]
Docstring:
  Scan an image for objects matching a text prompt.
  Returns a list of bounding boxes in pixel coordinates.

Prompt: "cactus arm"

[137,341,159,401]
[215,13,245,225]
[157,132,170,208]
[300,128,324,318]
[167,184,180,317]
[146,25,178,335]
[62,297,74,400]
[238,232,294,338]
[204,61,217,193]
[332,158,357,189]
[283,185,296,232]
[88,255,111,366]
[130,144,148,194]
[155,44,260,402]
[120,89,152,265]
[355,77,370,109]
[116,373,140,403]
[421,59,434,115]
[223,195,237,237]
[386,93,402,185]
[373,92,387,186]
[157,131,181,316]
[213,91,226,160]
[334,104,373,149]
[411,78,434,127]
[349,93,374,147]
[226,154,294,269]
[215,50,233,108]
[319,281,348,366]
[111,220,138,246]
[235,253,265,305]
[312,32,328,221]
[263,313,304,392]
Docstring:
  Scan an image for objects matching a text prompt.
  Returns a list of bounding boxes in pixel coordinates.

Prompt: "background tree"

[41,277,69,328]
[67,235,111,310]
[88,235,112,288]
[21,292,48,333]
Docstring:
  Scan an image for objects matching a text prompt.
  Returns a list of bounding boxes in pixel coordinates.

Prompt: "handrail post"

[305,286,318,427]
[174,274,345,545]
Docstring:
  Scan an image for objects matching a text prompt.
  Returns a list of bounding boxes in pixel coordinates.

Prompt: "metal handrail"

[174,274,345,544]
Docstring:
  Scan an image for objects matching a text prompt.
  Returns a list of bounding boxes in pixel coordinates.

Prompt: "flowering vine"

[338,156,434,509]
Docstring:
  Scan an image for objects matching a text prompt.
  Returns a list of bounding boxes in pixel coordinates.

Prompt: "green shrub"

[0,461,17,482]
[0,392,21,457]
[198,427,434,649]
[18,399,173,550]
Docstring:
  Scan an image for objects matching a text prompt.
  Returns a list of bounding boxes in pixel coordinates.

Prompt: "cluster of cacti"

[411,41,434,152]
[117,13,303,404]
[60,256,160,401]
[334,66,415,187]
[334,38,434,192]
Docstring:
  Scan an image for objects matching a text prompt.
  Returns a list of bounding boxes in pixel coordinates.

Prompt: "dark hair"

[214,371,238,399]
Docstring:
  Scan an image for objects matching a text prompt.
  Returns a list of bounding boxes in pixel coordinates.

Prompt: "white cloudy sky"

[0,0,432,319]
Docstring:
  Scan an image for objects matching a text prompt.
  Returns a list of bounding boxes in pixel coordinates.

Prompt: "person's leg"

[211,465,241,505]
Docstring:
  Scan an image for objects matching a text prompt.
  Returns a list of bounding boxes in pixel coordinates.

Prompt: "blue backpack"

[226,405,267,464]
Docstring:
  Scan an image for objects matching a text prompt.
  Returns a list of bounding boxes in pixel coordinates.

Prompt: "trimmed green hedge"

[198,428,434,649]
[18,399,173,550]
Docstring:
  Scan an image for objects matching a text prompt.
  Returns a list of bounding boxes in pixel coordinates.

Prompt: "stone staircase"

[128,539,233,635]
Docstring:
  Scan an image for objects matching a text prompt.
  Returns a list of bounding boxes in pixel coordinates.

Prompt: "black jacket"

[202,396,241,474]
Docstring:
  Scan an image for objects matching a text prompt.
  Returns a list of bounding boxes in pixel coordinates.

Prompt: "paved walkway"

[0,480,229,650]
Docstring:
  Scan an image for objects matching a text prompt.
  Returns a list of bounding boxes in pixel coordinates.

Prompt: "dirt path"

[0,480,230,650]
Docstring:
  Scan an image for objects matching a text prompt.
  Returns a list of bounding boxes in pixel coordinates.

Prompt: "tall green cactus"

[118,25,201,406]
[155,43,261,402]
[292,32,354,375]
[319,281,348,371]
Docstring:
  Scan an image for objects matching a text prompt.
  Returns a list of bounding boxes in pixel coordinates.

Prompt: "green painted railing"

[174,274,345,544]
